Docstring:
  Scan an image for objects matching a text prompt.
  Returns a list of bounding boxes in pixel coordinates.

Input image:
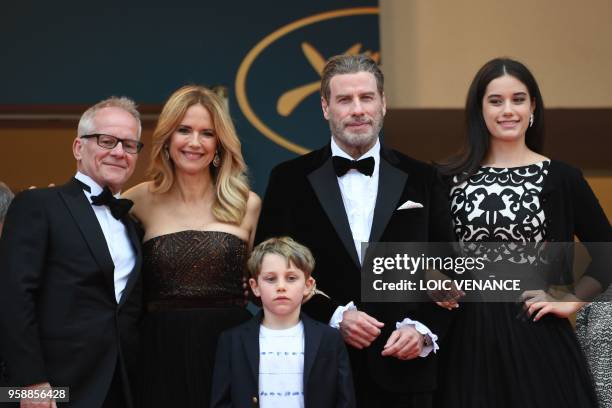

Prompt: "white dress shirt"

[331,137,379,264]
[328,138,438,357]
[75,172,135,303]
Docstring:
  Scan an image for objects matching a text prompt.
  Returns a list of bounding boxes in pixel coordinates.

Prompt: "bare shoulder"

[243,191,262,247]
[122,181,156,221]
[242,191,261,226]
[122,181,154,203]
[246,191,262,215]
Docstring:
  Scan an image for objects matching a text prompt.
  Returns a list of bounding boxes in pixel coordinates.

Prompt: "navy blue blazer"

[210,312,356,408]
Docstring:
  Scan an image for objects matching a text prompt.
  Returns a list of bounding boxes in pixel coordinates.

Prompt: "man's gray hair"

[0,181,14,224]
[320,54,384,102]
[77,96,142,139]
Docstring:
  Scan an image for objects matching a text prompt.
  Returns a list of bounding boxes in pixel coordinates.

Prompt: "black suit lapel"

[307,151,360,267]
[369,149,409,244]
[118,216,142,309]
[59,178,116,300]
[241,313,262,383]
[302,314,322,390]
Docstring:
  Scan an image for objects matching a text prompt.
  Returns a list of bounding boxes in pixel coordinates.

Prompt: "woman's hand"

[521,289,587,321]
[425,269,464,310]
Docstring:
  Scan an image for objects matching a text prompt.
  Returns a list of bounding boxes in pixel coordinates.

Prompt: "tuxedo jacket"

[0,178,143,408]
[210,312,356,408]
[256,144,456,392]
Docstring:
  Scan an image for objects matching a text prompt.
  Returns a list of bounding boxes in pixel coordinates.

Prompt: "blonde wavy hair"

[148,85,249,224]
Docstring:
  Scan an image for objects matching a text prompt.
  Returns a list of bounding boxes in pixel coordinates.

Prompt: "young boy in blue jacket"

[211,236,355,408]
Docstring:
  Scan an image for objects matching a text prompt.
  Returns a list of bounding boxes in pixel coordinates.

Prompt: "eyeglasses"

[80,133,144,154]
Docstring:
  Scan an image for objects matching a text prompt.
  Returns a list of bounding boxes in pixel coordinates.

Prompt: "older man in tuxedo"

[256,54,455,408]
[0,97,143,408]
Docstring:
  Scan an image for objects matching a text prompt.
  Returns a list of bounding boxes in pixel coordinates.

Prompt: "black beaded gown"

[138,230,251,408]
[438,162,598,408]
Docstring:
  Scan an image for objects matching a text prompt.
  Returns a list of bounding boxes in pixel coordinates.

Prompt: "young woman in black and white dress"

[437,58,611,408]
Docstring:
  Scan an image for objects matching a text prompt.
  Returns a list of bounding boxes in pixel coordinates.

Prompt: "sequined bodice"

[143,230,247,305]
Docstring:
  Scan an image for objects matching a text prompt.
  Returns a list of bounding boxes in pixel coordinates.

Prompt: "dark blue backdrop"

[1,1,379,193]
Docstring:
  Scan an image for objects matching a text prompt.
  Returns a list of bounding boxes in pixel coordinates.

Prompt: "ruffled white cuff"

[329,301,357,329]
[396,317,439,357]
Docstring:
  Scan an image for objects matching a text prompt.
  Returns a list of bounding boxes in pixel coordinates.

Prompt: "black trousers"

[101,362,128,408]
[358,380,433,408]
[349,347,433,408]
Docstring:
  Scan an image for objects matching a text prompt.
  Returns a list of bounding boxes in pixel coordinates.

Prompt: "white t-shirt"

[258,321,305,408]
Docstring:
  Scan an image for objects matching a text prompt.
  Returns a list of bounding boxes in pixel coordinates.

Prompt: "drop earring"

[163,146,170,161]
[529,114,534,128]
[213,150,221,167]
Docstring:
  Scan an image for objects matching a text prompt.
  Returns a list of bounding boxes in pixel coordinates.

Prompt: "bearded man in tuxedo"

[256,54,455,408]
[0,97,144,408]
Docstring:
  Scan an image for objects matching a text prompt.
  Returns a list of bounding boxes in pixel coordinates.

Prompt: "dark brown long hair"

[439,58,545,183]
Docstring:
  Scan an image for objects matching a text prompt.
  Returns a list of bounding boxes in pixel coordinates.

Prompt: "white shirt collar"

[330,136,380,161]
[74,172,120,198]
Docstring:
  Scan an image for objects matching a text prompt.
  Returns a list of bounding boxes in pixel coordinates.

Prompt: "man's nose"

[351,100,365,116]
[110,141,126,156]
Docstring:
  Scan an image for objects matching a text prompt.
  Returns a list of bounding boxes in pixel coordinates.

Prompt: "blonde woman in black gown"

[124,85,260,407]
[438,58,611,408]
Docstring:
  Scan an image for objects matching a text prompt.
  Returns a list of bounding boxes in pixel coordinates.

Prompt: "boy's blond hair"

[248,237,315,279]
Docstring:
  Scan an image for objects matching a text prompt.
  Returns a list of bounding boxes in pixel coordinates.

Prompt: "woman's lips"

[181,151,204,160]
[498,120,519,129]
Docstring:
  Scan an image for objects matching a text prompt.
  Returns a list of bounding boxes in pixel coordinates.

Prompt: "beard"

[329,111,384,150]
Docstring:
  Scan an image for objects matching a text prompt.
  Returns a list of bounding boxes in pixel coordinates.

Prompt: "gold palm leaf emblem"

[277,42,380,117]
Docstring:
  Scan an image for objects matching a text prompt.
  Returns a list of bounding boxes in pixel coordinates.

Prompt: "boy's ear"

[249,278,260,297]
[303,276,315,297]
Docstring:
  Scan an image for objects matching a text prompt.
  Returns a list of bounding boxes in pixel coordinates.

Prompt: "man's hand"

[20,382,57,408]
[381,325,424,360]
[339,309,384,349]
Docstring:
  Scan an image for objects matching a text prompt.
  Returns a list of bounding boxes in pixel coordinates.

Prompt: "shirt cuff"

[329,301,357,329]
[396,317,439,357]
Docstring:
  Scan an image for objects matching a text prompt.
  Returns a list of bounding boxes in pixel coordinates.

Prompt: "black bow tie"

[90,186,133,220]
[332,156,375,177]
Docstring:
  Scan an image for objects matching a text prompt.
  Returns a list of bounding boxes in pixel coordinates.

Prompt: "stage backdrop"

[0,1,379,194]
